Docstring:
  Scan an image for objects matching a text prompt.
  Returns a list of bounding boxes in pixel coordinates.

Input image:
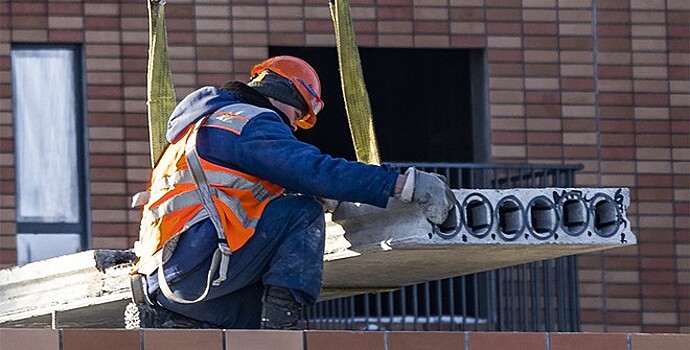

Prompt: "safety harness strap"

[155,117,231,304]
[156,242,224,304]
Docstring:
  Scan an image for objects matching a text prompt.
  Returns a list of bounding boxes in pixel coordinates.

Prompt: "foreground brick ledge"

[0,329,687,350]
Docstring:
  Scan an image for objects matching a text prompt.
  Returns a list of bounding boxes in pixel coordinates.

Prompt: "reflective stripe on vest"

[135,103,284,275]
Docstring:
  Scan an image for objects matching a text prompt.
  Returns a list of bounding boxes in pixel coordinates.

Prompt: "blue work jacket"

[151,83,399,289]
[166,84,398,206]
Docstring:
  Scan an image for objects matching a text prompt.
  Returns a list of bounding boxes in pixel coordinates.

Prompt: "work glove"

[395,167,456,225]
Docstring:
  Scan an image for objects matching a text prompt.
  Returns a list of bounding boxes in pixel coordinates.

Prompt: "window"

[11,45,88,264]
[269,47,488,163]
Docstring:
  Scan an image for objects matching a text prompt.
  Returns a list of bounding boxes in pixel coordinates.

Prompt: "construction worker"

[128,55,456,329]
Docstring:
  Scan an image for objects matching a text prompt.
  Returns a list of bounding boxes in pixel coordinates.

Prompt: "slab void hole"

[594,199,618,235]
[563,199,587,232]
[466,199,490,233]
[498,200,522,235]
[530,198,556,233]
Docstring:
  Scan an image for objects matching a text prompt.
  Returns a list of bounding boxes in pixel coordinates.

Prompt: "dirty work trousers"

[144,194,326,329]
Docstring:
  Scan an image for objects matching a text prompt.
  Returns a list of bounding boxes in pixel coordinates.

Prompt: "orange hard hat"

[251,56,324,129]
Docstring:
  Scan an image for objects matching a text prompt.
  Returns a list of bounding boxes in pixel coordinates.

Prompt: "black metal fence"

[304,163,583,332]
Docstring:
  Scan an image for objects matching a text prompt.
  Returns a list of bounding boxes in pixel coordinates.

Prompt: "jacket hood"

[166,86,239,142]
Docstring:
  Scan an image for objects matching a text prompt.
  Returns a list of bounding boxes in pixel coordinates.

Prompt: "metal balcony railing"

[304,163,583,332]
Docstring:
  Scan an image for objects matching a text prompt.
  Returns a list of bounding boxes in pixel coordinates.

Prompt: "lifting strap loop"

[329,0,381,165]
[147,0,177,167]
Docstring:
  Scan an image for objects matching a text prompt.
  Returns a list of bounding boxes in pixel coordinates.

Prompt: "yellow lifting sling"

[146,0,176,167]
[329,0,381,165]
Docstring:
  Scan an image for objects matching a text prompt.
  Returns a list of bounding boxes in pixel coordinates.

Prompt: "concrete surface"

[0,188,634,327]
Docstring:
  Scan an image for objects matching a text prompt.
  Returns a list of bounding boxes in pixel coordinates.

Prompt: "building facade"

[0,0,687,333]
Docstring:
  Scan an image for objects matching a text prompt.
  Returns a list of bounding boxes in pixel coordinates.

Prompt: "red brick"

[450,8,485,22]
[526,92,560,104]
[637,134,671,147]
[48,30,84,42]
[597,24,631,37]
[167,31,194,45]
[607,311,642,324]
[523,23,557,35]
[597,38,632,52]
[11,16,48,29]
[669,66,690,79]
[11,3,47,14]
[563,119,598,132]
[601,120,634,132]
[671,121,689,132]
[601,134,634,146]
[62,329,139,350]
[561,78,595,91]
[524,36,558,49]
[489,63,523,76]
[492,131,526,144]
[636,121,671,133]
[551,333,627,350]
[642,325,682,333]
[414,21,449,34]
[488,49,522,62]
[528,145,562,157]
[486,0,522,7]
[668,25,690,38]
[560,37,593,50]
[305,331,385,350]
[642,285,679,298]
[92,223,130,236]
[669,39,690,52]
[378,0,412,5]
[468,332,545,350]
[598,10,631,23]
[451,35,486,48]
[388,331,466,350]
[604,256,640,269]
[378,7,413,20]
[143,329,223,350]
[606,284,641,298]
[166,4,195,18]
[525,64,559,77]
[600,106,634,118]
[640,271,677,284]
[526,105,561,118]
[486,9,522,21]
[225,330,303,350]
[0,329,59,350]
[48,3,83,16]
[599,65,633,79]
[486,22,522,35]
[635,93,670,106]
[580,309,605,323]
[85,16,120,30]
[564,146,598,158]
[637,175,672,187]
[642,298,681,312]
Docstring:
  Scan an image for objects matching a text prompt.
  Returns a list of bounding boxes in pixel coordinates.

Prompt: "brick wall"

[0,0,687,332]
[1,329,689,350]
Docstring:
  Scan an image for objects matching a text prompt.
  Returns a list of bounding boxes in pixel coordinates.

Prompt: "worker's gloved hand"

[395,167,456,225]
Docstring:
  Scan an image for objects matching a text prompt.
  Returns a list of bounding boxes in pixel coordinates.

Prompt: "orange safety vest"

[132,103,284,303]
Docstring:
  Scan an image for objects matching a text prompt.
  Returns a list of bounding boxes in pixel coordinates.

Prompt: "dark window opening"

[269,47,484,163]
